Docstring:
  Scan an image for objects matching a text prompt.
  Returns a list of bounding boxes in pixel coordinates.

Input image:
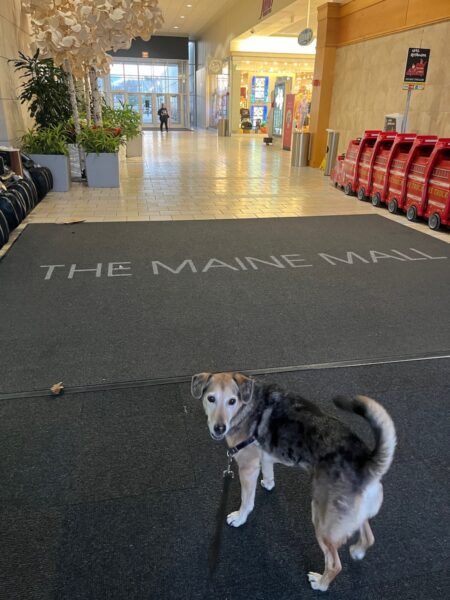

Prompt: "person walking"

[158,103,169,132]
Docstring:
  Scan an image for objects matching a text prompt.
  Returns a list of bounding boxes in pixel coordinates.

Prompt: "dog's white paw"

[261,479,275,491]
[307,572,328,592]
[227,511,248,527]
[350,544,366,560]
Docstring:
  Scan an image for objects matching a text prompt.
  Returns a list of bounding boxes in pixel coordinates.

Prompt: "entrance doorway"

[111,93,183,127]
[103,59,189,129]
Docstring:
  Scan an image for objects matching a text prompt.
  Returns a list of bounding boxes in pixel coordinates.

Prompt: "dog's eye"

[207,395,215,403]
[229,398,237,406]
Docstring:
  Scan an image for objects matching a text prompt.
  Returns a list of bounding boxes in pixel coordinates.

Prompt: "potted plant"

[103,103,142,158]
[11,51,72,130]
[20,125,71,192]
[120,105,142,158]
[77,126,123,188]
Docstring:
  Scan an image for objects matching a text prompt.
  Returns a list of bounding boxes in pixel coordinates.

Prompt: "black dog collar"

[227,436,257,458]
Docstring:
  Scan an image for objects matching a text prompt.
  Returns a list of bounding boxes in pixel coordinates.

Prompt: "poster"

[404,48,430,84]
[250,105,268,127]
[282,94,296,151]
[251,76,269,103]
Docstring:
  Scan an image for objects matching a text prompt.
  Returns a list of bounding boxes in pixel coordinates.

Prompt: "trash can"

[218,118,230,137]
[291,132,311,167]
[324,129,340,176]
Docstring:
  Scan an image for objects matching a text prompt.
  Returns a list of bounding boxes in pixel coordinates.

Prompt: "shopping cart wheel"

[428,213,441,231]
[406,206,417,221]
[357,187,367,201]
[343,183,353,196]
[388,199,398,214]
[371,193,381,207]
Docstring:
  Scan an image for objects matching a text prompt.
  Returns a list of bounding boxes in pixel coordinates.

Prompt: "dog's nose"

[214,424,226,435]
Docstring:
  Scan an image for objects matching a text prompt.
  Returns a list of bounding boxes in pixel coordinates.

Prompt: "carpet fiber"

[1,361,449,599]
[0,215,449,394]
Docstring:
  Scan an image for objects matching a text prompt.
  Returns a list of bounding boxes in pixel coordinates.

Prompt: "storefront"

[231,55,314,137]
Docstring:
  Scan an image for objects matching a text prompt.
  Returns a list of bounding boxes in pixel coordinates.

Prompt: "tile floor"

[1,130,448,257]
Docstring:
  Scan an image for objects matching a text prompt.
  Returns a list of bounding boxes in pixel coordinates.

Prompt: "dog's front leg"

[227,452,260,528]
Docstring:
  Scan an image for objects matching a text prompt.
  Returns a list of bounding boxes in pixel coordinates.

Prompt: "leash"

[208,436,256,576]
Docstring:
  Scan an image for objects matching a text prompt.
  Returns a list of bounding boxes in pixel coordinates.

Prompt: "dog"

[191,372,396,592]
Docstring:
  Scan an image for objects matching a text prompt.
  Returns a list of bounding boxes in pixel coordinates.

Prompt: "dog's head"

[191,372,254,440]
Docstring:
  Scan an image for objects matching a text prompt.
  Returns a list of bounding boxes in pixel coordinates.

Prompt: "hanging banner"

[282,93,296,151]
[260,0,273,18]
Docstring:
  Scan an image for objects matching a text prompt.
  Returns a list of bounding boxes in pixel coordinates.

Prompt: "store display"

[272,83,285,136]
[331,130,450,230]
[240,108,253,130]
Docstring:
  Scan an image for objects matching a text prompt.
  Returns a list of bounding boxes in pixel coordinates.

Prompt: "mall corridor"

[20,131,450,242]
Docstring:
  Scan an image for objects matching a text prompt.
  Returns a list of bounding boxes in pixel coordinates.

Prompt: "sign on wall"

[260,0,273,18]
[403,47,430,88]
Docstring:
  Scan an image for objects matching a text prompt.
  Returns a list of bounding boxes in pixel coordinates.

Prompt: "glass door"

[169,95,181,125]
[112,94,125,109]
[127,94,139,113]
[142,95,153,125]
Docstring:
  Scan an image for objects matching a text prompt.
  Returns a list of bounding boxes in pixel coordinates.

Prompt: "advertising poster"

[282,93,296,150]
[251,76,269,103]
[250,105,268,127]
[404,48,430,84]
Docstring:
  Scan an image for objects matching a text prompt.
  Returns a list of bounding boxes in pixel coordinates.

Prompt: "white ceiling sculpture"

[23,0,165,75]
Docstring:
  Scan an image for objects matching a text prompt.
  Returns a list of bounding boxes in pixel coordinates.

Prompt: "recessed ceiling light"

[173,25,179,29]
[186,4,192,7]
[180,15,185,19]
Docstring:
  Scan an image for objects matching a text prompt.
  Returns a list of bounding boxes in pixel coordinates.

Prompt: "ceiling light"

[180,16,185,19]
[186,4,192,7]
[173,25,179,29]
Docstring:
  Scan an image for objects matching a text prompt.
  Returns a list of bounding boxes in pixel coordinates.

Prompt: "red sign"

[260,0,273,18]
[282,94,296,151]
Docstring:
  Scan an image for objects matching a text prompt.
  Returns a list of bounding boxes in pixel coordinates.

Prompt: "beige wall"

[328,20,450,154]
[0,0,33,146]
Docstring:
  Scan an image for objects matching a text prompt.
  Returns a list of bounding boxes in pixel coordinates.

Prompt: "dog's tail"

[334,395,397,480]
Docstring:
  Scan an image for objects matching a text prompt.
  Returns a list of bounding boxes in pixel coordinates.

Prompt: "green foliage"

[102,102,141,139]
[20,125,69,155]
[11,50,72,130]
[77,127,124,154]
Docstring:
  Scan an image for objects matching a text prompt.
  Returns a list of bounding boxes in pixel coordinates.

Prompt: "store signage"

[298,28,314,46]
[251,76,269,103]
[403,47,430,88]
[282,94,296,151]
[260,0,273,18]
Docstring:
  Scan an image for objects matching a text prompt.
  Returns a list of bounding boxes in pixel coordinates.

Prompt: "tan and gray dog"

[191,372,396,592]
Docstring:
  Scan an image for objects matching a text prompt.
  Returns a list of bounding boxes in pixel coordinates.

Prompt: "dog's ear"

[191,373,212,400]
[233,373,254,404]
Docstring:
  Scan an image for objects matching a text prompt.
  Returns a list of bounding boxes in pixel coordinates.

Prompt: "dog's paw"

[349,544,366,560]
[261,479,275,491]
[227,511,248,527]
[307,572,328,592]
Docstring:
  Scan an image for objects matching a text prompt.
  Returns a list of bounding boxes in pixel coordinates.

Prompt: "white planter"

[85,152,120,188]
[126,134,142,158]
[29,154,71,192]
